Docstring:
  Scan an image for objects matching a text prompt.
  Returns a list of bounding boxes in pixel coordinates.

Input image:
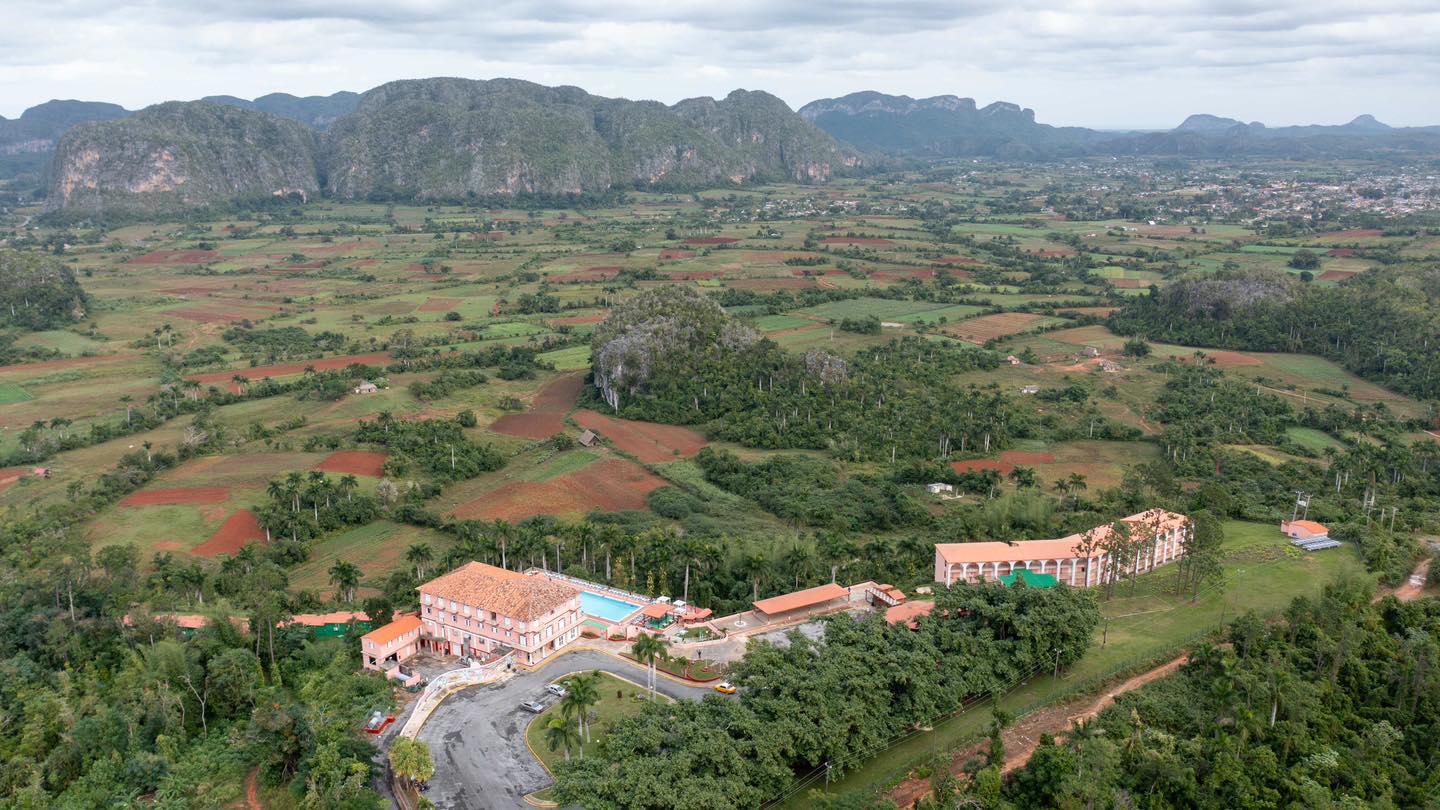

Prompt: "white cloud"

[0,0,1437,128]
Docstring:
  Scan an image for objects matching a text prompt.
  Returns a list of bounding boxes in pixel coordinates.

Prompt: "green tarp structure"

[998,569,1058,589]
[312,622,370,638]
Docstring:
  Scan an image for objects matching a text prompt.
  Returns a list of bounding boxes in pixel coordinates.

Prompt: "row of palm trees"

[542,670,603,761]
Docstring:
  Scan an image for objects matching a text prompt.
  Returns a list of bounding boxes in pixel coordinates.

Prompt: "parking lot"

[416,650,717,809]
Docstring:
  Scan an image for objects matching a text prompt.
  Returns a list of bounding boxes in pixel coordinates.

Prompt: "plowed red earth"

[130,249,220,264]
[315,451,388,477]
[417,298,460,312]
[489,374,583,439]
[121,487,231,506]
[0,468,29,494]
[449,459,665,521]
[192,510,265,557]
[573,409,707,463]
[188,352,392,391]
[660,250,696,259]
[548,313,609,327]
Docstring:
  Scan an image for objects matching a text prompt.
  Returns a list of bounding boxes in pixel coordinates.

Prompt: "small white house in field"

[926,483,955,495]
[1005,355,1022,366]
[1020,385,1041,395]
[353,381,379,395]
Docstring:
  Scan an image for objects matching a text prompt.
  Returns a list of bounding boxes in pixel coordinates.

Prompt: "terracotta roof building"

[361,614,422,674]
[1281,519,1329,540]
[418,562,583,666]
[753,582,850,619]
[935,509,1190,588]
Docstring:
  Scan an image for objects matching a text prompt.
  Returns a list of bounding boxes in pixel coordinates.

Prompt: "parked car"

[547,683,567,697]
[714,682,736,694]
[520,700,546,713]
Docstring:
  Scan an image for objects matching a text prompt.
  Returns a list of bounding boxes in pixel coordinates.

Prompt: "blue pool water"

[580,591,643,622]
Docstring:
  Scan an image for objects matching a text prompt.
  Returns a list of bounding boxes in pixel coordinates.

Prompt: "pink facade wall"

[936,524,1188,588]
[420,589,583,665]
[361,625,421,672]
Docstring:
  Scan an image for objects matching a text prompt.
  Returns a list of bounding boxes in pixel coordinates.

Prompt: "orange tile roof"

[420,562,579,621]
[362,614,421,647]
[936,509,1188,566]
[885,601,935,628]
[289,611,370,627]
[753,582,849,615]
[1286,519,1328,534]
[641,603,671,619]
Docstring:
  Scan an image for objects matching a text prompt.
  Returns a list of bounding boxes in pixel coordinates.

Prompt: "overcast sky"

[3,0,1438,128]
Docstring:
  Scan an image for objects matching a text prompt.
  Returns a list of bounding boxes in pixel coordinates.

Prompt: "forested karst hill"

[45,78,855,213]
[47,102,323,214]
[0,100,132,179]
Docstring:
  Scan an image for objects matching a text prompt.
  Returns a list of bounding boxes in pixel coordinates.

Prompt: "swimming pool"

[580,591,643,623]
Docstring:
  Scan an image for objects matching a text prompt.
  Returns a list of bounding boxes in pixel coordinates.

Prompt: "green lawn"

[800,519,1366,806]
[1285,426,1345,452]
[891,304,986,325]
[792,297,947,321]
[0,383,32,405]
[538,345,591,371]
[525,671,660,772]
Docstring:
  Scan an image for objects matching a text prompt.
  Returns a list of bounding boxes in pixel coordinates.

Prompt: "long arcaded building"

[934,509,1190,588]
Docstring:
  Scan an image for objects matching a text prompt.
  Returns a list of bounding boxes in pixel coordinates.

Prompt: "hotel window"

[423,594,431,605]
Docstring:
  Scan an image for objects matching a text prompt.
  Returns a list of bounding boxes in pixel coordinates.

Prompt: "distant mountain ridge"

[0,100,131,177]
[201,91,360,130]
[802,91,1440,159]
[48,77,857,214]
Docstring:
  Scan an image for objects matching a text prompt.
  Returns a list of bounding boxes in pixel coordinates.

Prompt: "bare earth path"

[886,557,1435,808]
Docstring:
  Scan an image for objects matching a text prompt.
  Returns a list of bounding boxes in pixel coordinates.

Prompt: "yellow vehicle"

[714,681,736,694]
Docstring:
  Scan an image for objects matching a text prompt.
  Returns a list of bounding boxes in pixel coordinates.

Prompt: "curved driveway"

[417,650,716,809]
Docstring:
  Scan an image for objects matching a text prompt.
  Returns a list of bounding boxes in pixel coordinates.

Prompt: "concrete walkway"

[416,649,717,810]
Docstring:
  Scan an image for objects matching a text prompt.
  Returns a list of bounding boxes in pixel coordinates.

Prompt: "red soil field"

[315,451,388,477]
[417,297,461,312]
[1177,350,1262,368]
[1106,278,1145,289]
[573,409,707,463]
[192,510,266,557]
[683,237,740,245]
[130,249,220,265]
[727,278,816,290]
[1327,248,1358,257]
[821,237,894,246]
[188,352,393,389]
[548,313,609,327]
[1319,270,1357,281]
[1331,229,1383,239]
[0,468,29,495]
[951,459,1012,476]
[660,250,697,259]
[489,374,583,439]
[121,487,231,506]
[665,270,724,280]
[449,459,665,521]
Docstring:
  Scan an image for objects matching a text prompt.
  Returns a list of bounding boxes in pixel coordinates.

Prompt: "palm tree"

[119,394,134,425]
[631,633,668,701]
[492,519,512,569]
[338,474,359,502]
[543,714,581,762]
[1065,473,1088,508]
[561,671,602,744]
[406,543,434,580]
[329,561,362,603]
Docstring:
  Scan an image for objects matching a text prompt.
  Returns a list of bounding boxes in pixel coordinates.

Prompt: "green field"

[793,297,949,321]
[539,345,591,371]
[289,520,452,593]
[0,384,31,405]
[1285,426,1345,452]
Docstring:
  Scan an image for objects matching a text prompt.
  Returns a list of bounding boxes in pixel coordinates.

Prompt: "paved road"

[417,650,716,810]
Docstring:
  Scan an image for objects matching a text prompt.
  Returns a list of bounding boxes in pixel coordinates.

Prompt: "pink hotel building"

[417,562,584,666]
[934,509,1190,588]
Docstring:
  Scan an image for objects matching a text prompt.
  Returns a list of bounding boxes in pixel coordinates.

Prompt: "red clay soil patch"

[188,352,392,388]
[450,459,665,521]
[1331,228,1383,239]
[0,468,29,494]
[1327,247,1359,257]
[1319,270,1356,281]
[821,237,894,246]
[121,487,231,506]
[548,313,609,327]
[192,510,266,557]
[489,374,583,439]
[315,451,388,477]
[130,249,221,265]
[573,409,707,463]
[660,249,696,259]
[943,312,1049,343]
[1105,278,1145,289]
[417,297,461,312]
[665,270,724,280]
[728,277,816,290]
[683,237,740,245]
